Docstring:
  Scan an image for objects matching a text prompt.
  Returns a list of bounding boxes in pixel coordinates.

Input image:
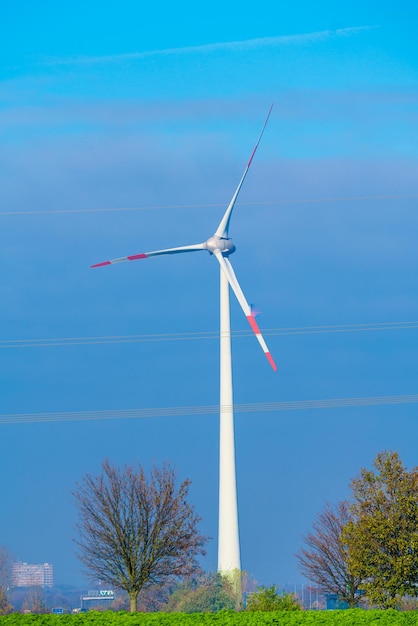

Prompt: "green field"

[1,611,418,626]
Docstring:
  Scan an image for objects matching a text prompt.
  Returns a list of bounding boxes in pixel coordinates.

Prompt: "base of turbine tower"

[218,568,243,610]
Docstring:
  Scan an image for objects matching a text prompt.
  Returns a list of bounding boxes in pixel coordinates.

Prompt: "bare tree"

[295,501,362,608]
[21,587,48,614]
[73,460,206,612]
[0,546,12,615]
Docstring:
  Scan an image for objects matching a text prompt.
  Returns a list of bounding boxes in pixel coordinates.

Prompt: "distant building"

[12,562,54,588]
[80,589,115,610]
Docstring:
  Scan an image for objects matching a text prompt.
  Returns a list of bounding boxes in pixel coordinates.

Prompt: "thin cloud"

[47,26,377,66]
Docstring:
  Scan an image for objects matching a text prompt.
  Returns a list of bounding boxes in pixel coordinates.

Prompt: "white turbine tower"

[92,106,277,576]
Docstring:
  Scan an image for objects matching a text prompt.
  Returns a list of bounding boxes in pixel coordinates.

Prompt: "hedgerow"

[1,610,418,625]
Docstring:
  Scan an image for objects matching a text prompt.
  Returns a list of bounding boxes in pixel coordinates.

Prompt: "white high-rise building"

[12,562,54,588]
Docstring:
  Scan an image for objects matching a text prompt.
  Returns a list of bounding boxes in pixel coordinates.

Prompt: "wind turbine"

[92,106,277,575]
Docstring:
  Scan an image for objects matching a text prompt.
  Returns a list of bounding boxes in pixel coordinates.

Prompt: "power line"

[1,320,417,349]
[0,194,417,217]
[1,393,417,425]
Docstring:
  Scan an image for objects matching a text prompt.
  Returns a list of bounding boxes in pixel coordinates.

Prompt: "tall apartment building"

[12,562,54,588]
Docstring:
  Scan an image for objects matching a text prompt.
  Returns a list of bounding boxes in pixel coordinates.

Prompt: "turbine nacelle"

[205,235,236,257]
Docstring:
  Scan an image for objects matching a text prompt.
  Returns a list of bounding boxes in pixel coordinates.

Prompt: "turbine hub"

[205,235,236,256]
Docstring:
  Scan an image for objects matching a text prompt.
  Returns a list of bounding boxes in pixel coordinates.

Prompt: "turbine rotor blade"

[214,251,277,371]
[91,243,206,268]
[215,104,273,239]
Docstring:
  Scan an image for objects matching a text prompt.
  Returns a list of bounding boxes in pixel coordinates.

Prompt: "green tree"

[246,586,301,611]
[344,451,418,608]
[296,501,362,608]
[166,573,235,612]
[73,460,206,612]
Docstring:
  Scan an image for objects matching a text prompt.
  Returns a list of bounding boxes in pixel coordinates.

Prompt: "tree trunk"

[129,592,138,612]
[347,583,356,609]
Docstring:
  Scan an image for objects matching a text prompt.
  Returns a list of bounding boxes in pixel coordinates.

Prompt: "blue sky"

[1,0,418,590]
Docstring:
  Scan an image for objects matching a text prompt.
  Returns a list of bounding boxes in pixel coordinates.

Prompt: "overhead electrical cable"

[1,320,417,349]
[1,393,417,425]
[0,194,417,217]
